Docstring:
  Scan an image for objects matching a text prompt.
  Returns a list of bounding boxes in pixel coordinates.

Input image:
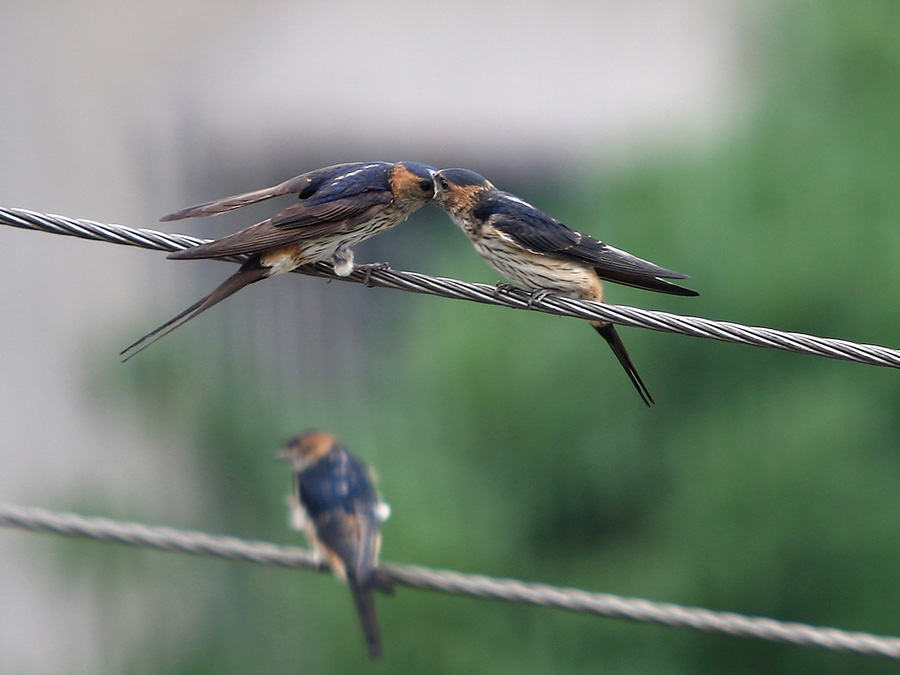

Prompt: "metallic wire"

[3,205,900,369]
[0,502,898,659]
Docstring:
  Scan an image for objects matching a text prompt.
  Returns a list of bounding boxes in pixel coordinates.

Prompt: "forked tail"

[349,582,383,660]
[592,321,654,407]
[120,259,268,361]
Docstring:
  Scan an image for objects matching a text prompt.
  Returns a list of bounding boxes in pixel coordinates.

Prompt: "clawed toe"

[527,288,553,308]
[493,282,518,299]
[356,262,390,287]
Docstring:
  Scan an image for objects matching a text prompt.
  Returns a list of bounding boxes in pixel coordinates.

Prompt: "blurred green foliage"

[85,2,900,672]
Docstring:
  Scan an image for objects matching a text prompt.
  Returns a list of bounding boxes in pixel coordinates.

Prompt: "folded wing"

[483,195,698,297]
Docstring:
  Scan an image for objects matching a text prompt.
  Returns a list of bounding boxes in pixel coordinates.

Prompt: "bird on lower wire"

[276,430,393,660]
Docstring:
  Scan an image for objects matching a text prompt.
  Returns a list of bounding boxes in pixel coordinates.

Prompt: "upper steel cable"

[2,205,900,369]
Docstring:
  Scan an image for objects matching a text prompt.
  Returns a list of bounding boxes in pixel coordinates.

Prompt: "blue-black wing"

[299,447,382,585]
[167,162,394,259]
[477,192,698,296]
[161,162,390,221]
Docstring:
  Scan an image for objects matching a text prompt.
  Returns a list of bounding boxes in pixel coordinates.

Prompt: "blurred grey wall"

[0,1,747,672]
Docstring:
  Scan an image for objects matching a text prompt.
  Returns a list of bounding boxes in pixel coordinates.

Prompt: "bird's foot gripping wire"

[526,288,554,308]
[493,282,520,299]
[355,262,391,287]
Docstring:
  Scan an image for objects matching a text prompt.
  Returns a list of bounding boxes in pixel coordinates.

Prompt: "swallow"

[276,430,393,660]
[432,168,698,406]
[121,161,435,360]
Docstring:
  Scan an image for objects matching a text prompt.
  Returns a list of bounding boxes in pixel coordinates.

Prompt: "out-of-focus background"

[2,1,900,672]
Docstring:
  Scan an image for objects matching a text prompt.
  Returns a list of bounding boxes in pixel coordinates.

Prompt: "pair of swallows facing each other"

[122,161,698,405]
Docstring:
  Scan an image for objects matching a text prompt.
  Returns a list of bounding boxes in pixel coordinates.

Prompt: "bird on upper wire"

[276,430,393,660]
[432,167,698,407]
[121,161,435,360]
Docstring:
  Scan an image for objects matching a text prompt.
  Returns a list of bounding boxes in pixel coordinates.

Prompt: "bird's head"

[390,162,437,203]
[432,168,495,215]
[275,429,336,471]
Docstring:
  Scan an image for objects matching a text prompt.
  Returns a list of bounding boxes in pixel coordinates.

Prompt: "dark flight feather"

[159,162,390,221]
[592,322,654,407]
[120,257,268,361]
[478,193,698,297]
[168,193,391,260]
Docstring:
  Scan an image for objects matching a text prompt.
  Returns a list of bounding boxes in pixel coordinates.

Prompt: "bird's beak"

[273,448,290,462]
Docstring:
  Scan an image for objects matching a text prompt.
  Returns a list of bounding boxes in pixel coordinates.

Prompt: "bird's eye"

[439,178,449,190]
[419,179,432,192]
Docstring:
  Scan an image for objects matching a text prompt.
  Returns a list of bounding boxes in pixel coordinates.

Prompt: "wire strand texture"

[3,205,900,370]
[0,502,898,660]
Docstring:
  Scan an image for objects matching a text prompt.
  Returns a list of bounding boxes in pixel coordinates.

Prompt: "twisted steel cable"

[0,502,898,659]
[3,205,900,369]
